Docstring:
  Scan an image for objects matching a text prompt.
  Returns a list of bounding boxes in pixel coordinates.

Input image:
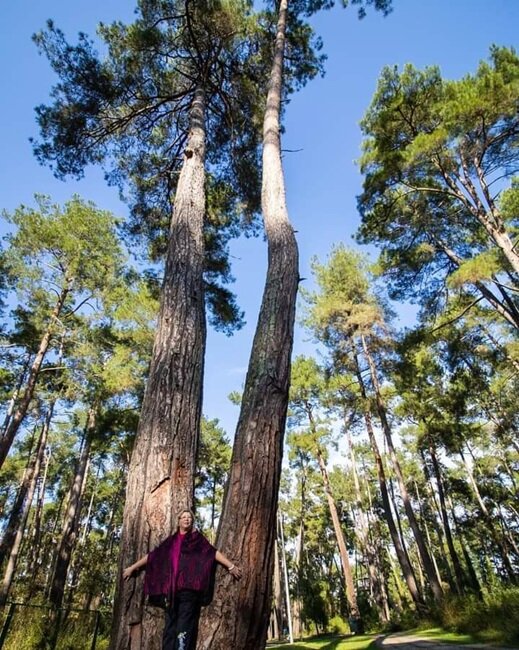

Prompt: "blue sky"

[1,0,518,437]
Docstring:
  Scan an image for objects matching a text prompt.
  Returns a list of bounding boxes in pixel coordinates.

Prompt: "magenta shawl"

[144,530,216,605]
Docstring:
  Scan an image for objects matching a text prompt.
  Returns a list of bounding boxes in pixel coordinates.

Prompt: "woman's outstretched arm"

[215,550,242,579]
[123,554,148,580]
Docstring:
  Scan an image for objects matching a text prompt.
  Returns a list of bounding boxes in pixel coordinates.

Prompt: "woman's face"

[178,511,193,532]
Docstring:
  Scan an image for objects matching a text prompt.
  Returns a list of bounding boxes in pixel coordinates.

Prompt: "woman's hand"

[122,554,148,580]
[123,565,136,581]
[227,564,242,580]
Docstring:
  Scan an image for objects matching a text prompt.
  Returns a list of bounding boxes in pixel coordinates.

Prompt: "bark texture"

[110,87,207,650]
[197,3,298,648]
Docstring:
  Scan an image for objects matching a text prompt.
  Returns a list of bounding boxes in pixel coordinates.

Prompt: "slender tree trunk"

[353,354,424,609]
[315,447,362,627]
[446,494,483,598]
[427,440,466,593]
[27,443,51,590]
[0,352,31,438]
[0,403,53,605]
[49,409,94,609]
[412,479,444,590]
[433,237,519,330]
[361,334,444,603]
[346,426,390,623]
[0,285,70,469]
[292,464,306,639]
[198,2,298,647]
[272,540,283,640]
[460,449,517,580]
[111,86,207,650]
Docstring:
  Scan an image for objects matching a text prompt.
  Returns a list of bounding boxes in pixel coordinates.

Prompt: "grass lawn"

[266,633,379,650]
[407,627,480,645]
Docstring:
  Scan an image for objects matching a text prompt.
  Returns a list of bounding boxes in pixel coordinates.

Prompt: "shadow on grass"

[267,633,381,650]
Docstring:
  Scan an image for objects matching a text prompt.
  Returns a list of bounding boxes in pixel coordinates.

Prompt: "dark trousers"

[163,590,202,650]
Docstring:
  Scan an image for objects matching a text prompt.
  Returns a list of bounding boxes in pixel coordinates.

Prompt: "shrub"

[437,587,519,645]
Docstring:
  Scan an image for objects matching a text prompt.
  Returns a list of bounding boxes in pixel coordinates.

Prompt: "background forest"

[0,0,518,649]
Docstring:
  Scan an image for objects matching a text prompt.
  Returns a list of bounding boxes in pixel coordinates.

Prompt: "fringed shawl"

[144,530,216,605]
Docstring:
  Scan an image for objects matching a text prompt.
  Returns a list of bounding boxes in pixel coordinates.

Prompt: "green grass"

[402,627,480,645]
[267,633,379,650]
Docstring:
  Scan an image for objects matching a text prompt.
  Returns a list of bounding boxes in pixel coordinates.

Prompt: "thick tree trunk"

[361,335,444,603]
[0,285,70,469]
[353,354,424,609]
[0,403,53,605]
[110,87,207,650]
[197,2,298,647]
[49,409,94,609]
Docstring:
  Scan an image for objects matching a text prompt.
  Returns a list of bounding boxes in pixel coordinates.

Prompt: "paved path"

[376,632,518,650]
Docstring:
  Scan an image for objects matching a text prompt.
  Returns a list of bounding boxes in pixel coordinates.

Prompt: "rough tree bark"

[197,2,299,647]
[110,86,207,650]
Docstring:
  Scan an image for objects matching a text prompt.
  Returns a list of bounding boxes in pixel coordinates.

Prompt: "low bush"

[436,586,519,645]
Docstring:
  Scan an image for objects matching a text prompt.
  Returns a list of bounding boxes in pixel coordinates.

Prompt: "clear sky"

[1,0,518,437]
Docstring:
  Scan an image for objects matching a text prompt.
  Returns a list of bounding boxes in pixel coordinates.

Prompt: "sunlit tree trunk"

[271,540,283,640]
[460,449,516,581]
[198,1,299,646]
[49,408,95,609]
[111,86,207,650]
[354,354,424,609]
[427,440,466,593]
[315,446,362,626]
[0,403,54,605]
[345,425,390,622]
[0,284,70,469]
[361,334,444,603]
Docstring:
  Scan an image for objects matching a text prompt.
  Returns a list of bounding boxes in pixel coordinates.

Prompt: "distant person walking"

[123,509,241,650]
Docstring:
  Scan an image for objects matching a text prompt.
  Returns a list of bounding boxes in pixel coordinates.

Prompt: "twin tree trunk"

[111,87,207,650]
[197,1,298,647]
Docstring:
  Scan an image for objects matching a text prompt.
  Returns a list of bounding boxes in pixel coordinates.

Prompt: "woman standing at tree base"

[124,510,241,650]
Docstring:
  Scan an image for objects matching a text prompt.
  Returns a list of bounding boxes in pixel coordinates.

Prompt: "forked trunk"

[197,2,298,647]
[110,86,207,650]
